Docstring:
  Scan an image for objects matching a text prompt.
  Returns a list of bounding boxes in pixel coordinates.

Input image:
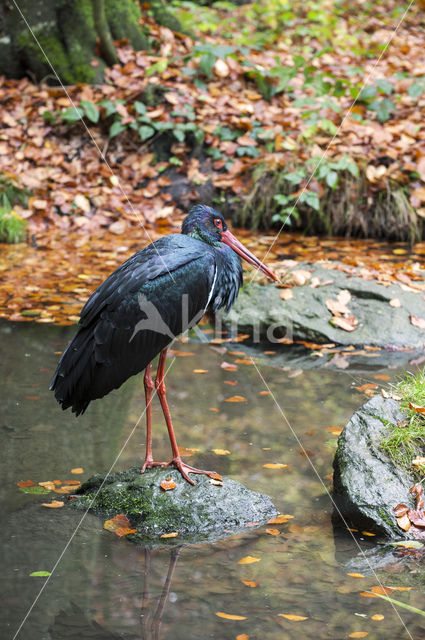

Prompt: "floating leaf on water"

[236,635,249,640]
[215,612,247,621]
[371,614,384,621]
[212,448,230,455]
[348,633,368,638]
[41,500,65,508]
[278,613,308,621]
[224,395,247,402]
[268,514,293,524]
[391,540,424,549]
[193,369,208,373]
[19,485,51,494]
[17,480,34,487]
[263,463,288,469]
[38,481,56,491]
[347,573,365,578]
[361,531,376,536]
[237,555,261,565]
[30,571,51,577]
[220,361,238,371]
[371,586,393,595]
[71,468,84,474]
[104,513,133,536]
[266,528,280,536]
[241,580,258,588]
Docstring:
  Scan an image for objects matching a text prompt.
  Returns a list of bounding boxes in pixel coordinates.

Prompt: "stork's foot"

[141,457,168,473]
[168,457,222,485]
[141,456,222,485]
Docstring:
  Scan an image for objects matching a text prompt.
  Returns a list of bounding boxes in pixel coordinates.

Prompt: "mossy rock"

[72,467,278,546]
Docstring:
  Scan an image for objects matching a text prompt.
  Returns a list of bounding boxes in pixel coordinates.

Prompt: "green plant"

[0,175,28,243]
[380,370,425,472]
[358,79,396,122]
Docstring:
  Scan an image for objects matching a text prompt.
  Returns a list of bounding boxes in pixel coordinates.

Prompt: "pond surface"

[1,321,424,640]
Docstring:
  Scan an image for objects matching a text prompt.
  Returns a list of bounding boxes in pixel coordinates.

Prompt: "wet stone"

[333,395,418,539]
[71,466,278,546]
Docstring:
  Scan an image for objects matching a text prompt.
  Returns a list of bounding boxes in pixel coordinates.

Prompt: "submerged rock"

[72,467,278,546]
[333,395,418,539]
[226,261,425,348]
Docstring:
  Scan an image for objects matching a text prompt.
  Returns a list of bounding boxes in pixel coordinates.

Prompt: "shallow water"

[1,321,425,640]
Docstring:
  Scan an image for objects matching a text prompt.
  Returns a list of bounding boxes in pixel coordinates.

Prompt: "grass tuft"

[381,370,425,472]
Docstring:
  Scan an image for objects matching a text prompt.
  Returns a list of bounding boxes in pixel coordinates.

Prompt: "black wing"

[50,235,216,415]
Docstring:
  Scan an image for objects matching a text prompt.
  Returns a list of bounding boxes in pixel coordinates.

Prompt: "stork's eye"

[214,218,223,230]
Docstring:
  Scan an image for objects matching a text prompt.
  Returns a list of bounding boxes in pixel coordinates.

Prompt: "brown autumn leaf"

[279,289,293,300]
[38,481,56,491]
[104,513,133,535]
[326,289,352,316]
[212,448,231,455]
[268,514,294,524]
[331,315,358,332]
[236,635,249,640]
[397,513,411,531]
[410,314,425,329]
[193,369,208,373]
[241,580,259,587]
[224,395,247,402]
[41,500,65,508]
[237,555,261,565]
[278,614,308,621]
[393,504,409,517]
[371,614,385,621]
[266,528,280,536]
[71,468,84,474]
[409,402,425,415]
[348,633,368,639]
[360,592,378,598]
[160,532,179,538]
[407,509,425,527]
[347,573,365,578]
[326,426,343,435]
[355,383,379,393]
[215,612,247,621]
[17,480,35,487]
[160,477,177,491]
[259,390,271,396]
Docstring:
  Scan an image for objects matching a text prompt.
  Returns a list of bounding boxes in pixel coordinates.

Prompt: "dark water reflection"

[1,322,425,640]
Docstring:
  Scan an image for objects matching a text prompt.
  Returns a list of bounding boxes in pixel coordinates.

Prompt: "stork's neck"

[185,227,221,247]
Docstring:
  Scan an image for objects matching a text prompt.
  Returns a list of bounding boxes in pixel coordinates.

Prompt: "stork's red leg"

[155,348,222,485]
[141,363,167,472]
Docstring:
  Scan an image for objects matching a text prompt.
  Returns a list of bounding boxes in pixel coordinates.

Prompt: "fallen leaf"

[331,315,358,331]
[407,509,425,527]
[241,580,258,588]
[361,531,376,536]
[392,540,423,549]
[266,528,280,536]
[221,361,238,371]
[160,532,179,538]
[193,369,208,373]
[409,402,425,415]
[348,633,368,638]
[104,513,133,536]
[17,480,35,487]
[279,289,293,300]
[237,555,261,565]
[41,500,65,508]
[360,592,378,598]
[29,571,51,577]
[393,504,409,517]
[263,463,288,469]
[396,514,411,531]
[355,384,378,393]
[371,586,393,595]
[278,614,308,621]
[410,314,425,329]
[412,457,425,467]
[347,573,365,578]
[215,612,247,621]
[259,390,270,396]
[371,614,384,621]
[115,527,137,537]
[268,514,294,524]
[209,478,223,486]
[326,426,343,435]
[71,468,84,474]
[326,289,352,316]
[389,298,401,307]
[224,395,247,402]
[212,448,231,455]
[38,481,56,490]
[236,635,249,640]
[160,478,177,491]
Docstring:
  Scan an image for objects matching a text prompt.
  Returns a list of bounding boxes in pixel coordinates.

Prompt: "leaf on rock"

[104,513,134,536]
[410,314,425,329]
[331,315,358,332]
[160,477,177,491]
[279,289,293,300]
[396,514,411,531]
[389,298,401,308]
[393,504,409,517]
[160,532,179,538]
[407,509,425,527]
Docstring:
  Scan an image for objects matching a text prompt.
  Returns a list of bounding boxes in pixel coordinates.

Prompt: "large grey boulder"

[333,395,417,538]
[72,467,278,546]
[226,261,425,348]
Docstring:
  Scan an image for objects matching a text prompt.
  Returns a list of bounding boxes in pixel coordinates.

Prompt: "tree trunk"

[0,0,148,84]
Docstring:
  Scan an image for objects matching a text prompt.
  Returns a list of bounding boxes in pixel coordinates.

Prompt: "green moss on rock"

[72,466,277,546]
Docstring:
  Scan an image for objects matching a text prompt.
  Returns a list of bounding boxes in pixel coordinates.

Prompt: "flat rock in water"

[226,261,425,348]
[72,467,278,546]
[333,395,419,539]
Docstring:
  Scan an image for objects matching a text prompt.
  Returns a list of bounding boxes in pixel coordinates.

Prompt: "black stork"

[50,205,278,484]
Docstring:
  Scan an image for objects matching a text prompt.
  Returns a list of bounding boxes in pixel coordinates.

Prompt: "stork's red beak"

[221,230,279,282]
